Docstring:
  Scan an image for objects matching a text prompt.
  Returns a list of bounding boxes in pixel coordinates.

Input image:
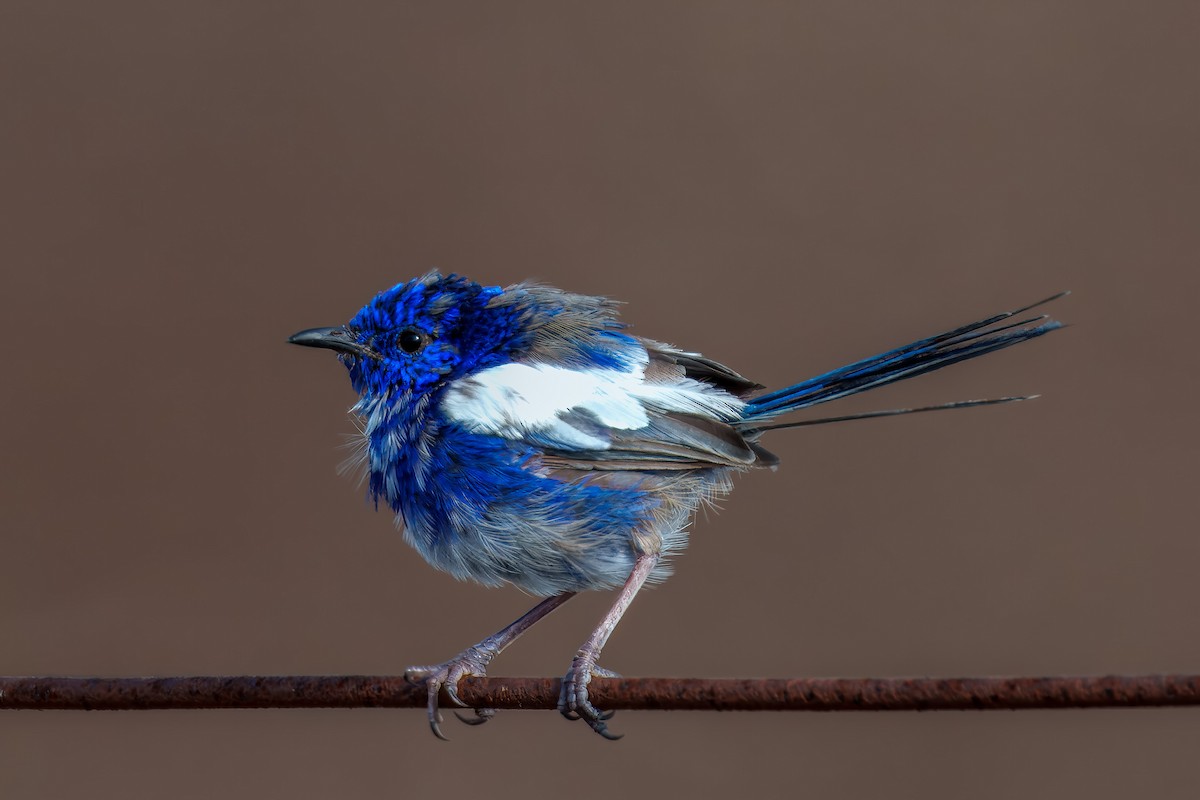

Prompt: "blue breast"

[365,391,661,594]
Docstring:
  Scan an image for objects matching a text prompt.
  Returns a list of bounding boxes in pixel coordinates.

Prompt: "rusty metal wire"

[2,674,1199,712]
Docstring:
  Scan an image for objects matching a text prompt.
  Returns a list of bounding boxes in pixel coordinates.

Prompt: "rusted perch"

[3,674,1200,712]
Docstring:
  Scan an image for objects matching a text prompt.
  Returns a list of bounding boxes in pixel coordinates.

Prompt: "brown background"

[2,2,1197,798]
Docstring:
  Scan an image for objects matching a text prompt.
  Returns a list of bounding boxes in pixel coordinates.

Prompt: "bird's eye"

[397,328,429,354]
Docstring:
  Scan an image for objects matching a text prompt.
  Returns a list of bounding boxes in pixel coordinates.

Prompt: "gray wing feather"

[642,339,763,397]
[537,409,778,472]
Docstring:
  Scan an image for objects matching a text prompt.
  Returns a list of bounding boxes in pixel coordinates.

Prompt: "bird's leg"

[559,553,659,739]
[405,591,576,740]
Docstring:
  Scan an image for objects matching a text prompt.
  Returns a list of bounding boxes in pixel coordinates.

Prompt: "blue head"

[288,271,635,406]
[288,273,524,402]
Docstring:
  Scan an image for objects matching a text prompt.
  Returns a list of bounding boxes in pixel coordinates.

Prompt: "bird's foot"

[404,644,497,741]
[558,656,622,739]
[453,706,497,726]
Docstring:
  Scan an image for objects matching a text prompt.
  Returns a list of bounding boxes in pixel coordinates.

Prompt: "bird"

[288,272,1065,740]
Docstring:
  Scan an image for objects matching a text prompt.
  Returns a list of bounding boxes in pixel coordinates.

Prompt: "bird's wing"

[640,338,764,397]
[440,359,770,471]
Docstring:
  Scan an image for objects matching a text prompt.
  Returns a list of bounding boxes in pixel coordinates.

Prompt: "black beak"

[287,326,372,357]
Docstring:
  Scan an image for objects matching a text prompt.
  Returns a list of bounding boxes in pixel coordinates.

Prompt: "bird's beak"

[287,326,372,357]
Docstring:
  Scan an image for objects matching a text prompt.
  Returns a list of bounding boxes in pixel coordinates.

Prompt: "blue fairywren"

[289,272,1064,739]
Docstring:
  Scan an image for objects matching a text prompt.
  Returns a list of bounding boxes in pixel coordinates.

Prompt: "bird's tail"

[738,292,1067,429]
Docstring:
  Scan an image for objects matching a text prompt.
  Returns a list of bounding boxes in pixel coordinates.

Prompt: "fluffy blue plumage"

[289,271,1064,739]
[330,274,730,596]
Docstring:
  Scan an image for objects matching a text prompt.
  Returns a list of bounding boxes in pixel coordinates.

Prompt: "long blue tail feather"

[740,292,1066,424]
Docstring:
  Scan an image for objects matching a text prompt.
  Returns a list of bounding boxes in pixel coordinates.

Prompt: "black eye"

[397,328,428,354]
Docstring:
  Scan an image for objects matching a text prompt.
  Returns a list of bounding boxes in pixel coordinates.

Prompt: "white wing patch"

[441,356,745,451]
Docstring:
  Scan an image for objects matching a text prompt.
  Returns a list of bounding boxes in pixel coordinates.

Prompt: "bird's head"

[288,272,521,400]
[289,271,629,404]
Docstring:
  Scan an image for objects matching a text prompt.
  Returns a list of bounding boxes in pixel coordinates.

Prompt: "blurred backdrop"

[2,2,1198,798]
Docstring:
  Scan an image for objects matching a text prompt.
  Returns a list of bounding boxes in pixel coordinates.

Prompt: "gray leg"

[406,591,576,740]
[558,553,659,739]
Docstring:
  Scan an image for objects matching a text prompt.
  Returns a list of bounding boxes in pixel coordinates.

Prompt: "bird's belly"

[397,470,723,596]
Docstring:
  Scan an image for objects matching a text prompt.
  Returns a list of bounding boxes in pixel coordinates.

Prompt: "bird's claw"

[404,646,496,741]
[454,707,496,726]
[558,659,623,739]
